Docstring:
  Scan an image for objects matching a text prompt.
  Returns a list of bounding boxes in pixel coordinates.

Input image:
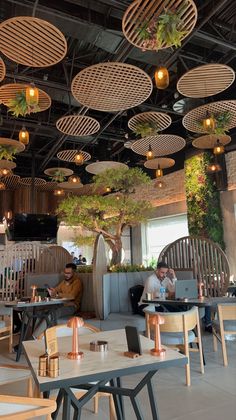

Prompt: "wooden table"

[143,296,236,308]
[5,299,65,361]
[23,329,187,420]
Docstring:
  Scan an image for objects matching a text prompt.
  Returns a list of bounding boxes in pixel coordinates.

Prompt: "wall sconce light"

[155,66,169,90]
[155,180,165,188]
[213,139,225,155]
[146,144,154,160]
[207,162,221,173]
[26,83,39,105]
[74,152,84,166]
[19,126,29,145]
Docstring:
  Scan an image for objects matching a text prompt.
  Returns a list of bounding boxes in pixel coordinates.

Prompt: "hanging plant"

[134,122,159,137]
[7,90,40,117]
[137,3,188,50]
[0,145,17,161]
[50,170,66,183]
[198,111,232,135]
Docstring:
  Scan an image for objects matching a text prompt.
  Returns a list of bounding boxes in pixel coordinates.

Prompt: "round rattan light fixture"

[0,175,20,189]
[59,180,83,190]
[0,57,6,82]
[71,62,153,112]
[44,167,73,178]
[0,16,67,67]
[0,137,25,153]
[36,181,58,191]
[128,112,171,133]
[131,135,186,157]
[182,100,236,133]
[56,115,100,136]
[86,161,128,175]
[57,150,91,163]
[177,64,235,98]
[0,160,16,170]
[0,84,51,113]
[192,134,231,150]
[144,157,175,169]
[122,0,197,51]
[20,178,46,187]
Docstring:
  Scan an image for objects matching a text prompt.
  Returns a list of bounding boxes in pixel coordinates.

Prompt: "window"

[143,214,189,263]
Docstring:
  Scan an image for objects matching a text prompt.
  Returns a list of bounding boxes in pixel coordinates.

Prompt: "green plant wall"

[185,152,225,249]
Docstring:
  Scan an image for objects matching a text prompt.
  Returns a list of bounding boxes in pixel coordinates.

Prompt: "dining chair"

[0,364,34,398]
[144,306,204,386]
[212,303,236,366]
[0,304,13,353]
[37,322,116,420]
[0,394,56,419]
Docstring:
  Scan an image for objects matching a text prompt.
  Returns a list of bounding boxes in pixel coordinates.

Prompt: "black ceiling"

[1,0,236,184]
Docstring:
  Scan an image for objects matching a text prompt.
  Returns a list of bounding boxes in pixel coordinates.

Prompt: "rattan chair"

[212,304,236,366]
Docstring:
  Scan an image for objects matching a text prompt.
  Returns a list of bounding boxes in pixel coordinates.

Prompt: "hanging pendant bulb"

[19,126,29,145]
[26,83,39,105]
[156,165,163,178]
[155,66,169,90]
[202,113,216,132]
[0,181,5,190]
[74,152,84,166]
[53,188,65,196]
[105,186,111,193]
[213,139,225,155]
[68,175,81,184]
[0,168,12,177]
[146,144,154,160]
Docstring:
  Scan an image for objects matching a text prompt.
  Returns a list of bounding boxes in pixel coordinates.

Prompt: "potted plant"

[0,145,17,161]
[134,121,159,137]
[138,4,188,50]
[7,90,40,117]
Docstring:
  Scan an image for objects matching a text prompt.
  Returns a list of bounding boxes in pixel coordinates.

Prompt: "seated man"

[140,261,177,313]
[33,263,83,338]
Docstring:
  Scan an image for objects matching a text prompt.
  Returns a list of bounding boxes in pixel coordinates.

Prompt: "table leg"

[146,374,160,420]
[130,396,143,420]
[62,390,71,420]
[16,310,30,361]
[110,378,124,420]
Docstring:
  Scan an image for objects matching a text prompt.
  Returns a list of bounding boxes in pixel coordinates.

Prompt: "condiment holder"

[90,340,108,352]
[38,353,59,377]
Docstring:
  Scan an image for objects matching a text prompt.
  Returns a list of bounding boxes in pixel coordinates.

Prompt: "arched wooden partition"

[0,243,72,299]
[158,236,230,297]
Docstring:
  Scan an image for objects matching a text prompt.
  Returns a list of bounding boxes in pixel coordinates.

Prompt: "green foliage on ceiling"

[138,3,188,50]
[0,146,17,161]
[7,90,40,117]
[198,111,232,135]
[49,170,66,183]
[93,166,151,194]
[185,152,225,249]
[133,122,159,138]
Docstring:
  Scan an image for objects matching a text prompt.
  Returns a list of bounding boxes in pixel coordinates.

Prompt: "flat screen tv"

[5,213,58,242]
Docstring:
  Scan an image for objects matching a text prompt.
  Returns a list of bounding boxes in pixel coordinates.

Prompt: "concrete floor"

[0,330,236,420]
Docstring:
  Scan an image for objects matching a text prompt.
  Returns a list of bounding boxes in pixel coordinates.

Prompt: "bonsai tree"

[58,167,152,265]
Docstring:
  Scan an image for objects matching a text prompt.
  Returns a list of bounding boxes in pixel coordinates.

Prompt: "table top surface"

[143,296,236,307]
[4,299,66,308]
[23,329,187,391]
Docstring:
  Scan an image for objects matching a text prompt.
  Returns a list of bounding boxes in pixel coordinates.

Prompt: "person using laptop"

[139,261,178,312]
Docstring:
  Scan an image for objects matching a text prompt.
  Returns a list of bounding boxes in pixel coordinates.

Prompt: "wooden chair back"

[0,305,12,353]
[218,304,236,322]
[213,304,236,366]
[159,236,230,297]
[0,394,56,419]
[37,322,100,340]
[152,306,198,333]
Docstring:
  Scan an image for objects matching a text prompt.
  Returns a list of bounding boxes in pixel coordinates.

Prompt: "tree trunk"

[108,238,123,265]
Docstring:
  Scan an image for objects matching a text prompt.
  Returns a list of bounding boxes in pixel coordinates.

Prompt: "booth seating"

[26,272,149,332]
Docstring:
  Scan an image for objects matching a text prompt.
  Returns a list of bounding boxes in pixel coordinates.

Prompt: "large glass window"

[143,214,189,264]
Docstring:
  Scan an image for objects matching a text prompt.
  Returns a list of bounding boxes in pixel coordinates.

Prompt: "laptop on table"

[175,279,198,299]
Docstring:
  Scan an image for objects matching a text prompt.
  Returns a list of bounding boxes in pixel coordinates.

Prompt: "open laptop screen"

[175,279,198,299]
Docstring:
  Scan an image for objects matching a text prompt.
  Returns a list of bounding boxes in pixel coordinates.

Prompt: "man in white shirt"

[140,261,177,303]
